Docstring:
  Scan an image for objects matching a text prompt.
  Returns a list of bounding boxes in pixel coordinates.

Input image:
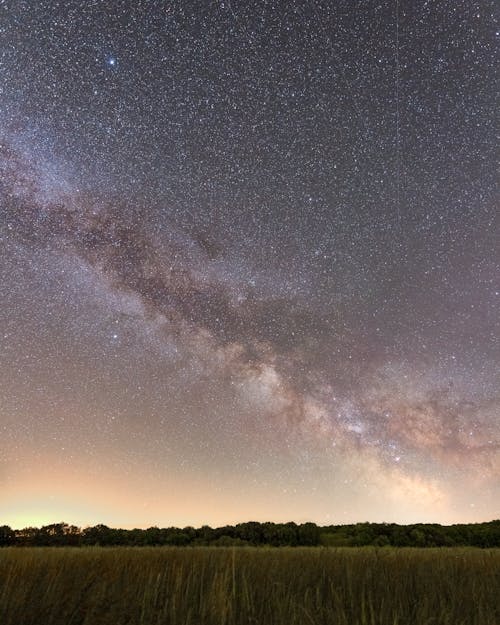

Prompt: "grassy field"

[0,547,498,625]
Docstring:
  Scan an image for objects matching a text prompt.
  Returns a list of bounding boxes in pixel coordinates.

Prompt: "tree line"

[1,520,499,548]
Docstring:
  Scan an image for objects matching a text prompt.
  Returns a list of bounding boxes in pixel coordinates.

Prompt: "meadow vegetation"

[0,546,499,625]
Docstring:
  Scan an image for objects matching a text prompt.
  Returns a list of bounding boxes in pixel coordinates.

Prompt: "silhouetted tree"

[0,525,15,546]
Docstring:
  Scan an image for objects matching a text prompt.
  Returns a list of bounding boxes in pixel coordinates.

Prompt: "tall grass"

[0,547,498,625]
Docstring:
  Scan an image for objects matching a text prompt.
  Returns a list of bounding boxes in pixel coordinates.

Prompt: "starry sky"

[1,0,498,529]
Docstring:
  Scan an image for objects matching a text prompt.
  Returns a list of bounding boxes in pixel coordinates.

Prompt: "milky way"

[1,0,498,527]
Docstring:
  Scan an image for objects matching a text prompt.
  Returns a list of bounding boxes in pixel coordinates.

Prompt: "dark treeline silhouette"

[1,520,499,548]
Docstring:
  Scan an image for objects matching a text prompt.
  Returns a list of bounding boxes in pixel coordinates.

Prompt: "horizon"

[5,518,500,533]
[1,1,498,528]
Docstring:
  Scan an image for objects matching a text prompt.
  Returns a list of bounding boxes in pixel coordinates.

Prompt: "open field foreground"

[0,547,499,625]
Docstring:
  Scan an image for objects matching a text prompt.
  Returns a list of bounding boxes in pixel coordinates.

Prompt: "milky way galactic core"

[0,0,498,528]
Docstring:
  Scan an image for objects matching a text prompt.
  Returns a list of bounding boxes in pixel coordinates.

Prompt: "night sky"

[1,0,498,529]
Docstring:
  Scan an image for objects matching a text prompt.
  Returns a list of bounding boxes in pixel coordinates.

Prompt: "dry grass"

[0,546,498,624]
